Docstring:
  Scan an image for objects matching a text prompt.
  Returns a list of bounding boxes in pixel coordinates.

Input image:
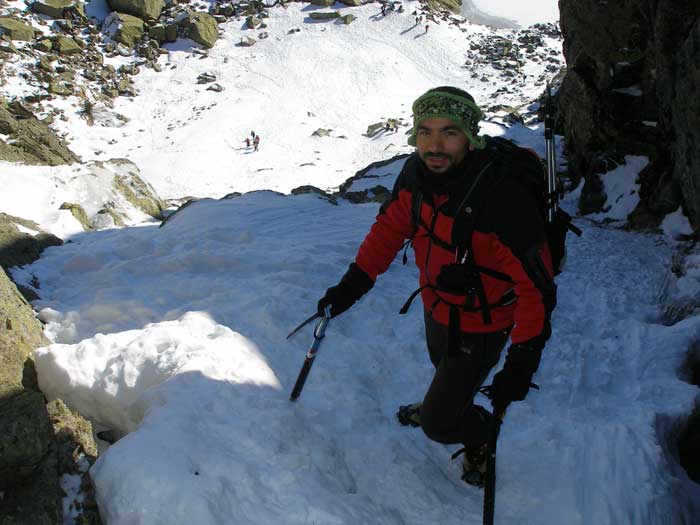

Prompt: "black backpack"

[480,136,582,275]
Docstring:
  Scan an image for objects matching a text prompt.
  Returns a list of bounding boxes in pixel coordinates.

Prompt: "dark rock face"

[0,242,100,524]
[0,214,63,271]
[557,0,700,229]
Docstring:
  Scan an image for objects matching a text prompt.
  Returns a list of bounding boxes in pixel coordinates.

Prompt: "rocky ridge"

[557,0,700,234]
[557,0,700,489]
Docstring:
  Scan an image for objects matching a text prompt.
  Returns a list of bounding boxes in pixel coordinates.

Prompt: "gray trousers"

[420,312,511,448]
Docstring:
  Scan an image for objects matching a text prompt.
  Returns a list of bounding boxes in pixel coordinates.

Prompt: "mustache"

[424,153,450,159]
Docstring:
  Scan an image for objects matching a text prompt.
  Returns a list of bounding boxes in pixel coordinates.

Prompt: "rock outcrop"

[0,97,79,166]
[558,1,700,230]
[107,0,165,21]
[0,214,62,274]
[0,266,100,524]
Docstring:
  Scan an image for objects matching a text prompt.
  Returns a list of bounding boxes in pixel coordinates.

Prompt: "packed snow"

[23,189,700,524]
[2,0,699,523]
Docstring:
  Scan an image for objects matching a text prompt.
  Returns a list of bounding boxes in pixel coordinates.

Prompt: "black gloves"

[490,341,543,412]
[317,263,374,318]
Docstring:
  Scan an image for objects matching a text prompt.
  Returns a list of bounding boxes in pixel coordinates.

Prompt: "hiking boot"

[461,443,487,487]
[396,403,422,427]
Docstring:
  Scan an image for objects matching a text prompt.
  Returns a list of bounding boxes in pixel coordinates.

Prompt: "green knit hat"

[407,86,486,150]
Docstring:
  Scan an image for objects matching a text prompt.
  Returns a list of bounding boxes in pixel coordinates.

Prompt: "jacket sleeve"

[354,172,415,281]
[485,179,557,347]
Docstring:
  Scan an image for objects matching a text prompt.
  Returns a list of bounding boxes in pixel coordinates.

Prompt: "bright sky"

[2,0,699,523]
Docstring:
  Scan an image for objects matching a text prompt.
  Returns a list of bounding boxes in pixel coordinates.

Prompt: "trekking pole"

[289,307,331,401]
[482,407,506,525]
[544,83,558,223]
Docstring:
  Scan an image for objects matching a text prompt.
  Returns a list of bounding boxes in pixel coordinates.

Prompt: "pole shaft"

[545,84,558,223]
[290,358,314,400]
[483,415,502,525]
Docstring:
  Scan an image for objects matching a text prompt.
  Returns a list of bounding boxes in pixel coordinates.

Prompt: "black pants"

[420,312,511,448]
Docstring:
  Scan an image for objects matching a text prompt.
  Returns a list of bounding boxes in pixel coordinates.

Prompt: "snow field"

[28,190,700,524]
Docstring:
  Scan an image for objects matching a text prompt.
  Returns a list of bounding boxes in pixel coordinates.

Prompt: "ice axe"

[289,307,331,401]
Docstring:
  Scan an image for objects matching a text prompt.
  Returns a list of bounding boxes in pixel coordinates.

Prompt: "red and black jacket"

[354,145,557,347]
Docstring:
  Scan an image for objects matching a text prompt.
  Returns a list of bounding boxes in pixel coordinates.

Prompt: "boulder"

[94,206,126,228]
[165,22,178,42]
[184,11,218,48]
[309,11,339,19]
[0,214,63,270]
[237,36,256,47]
[48,81,72,95]
[107,0,164,21]
[59,202,92,230]
[290,185,337,205]
[0,105,79,165]
[365,121,384,137]
[0,17,39,41]
[55,35,81,54]
[35,37,52,51]
[29,0,81,19]
[309,0,333,5]
[245,15,261,29]
[0,105,18,134]
[0,39,17,53]
[105,11,144,49]
[38,55,53,71]
[341,13,355,24]
[338,0,360,5]
[109,159,166,219]
[426,0,460,14]
[147,23,166,43]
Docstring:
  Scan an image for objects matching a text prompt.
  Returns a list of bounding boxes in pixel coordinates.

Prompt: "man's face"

[415,117,473,174]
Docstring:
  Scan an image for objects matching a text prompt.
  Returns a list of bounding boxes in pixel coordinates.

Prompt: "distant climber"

[253,135,260,151]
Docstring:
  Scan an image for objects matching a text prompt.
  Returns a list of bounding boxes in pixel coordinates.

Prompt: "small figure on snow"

[253,134,260,151]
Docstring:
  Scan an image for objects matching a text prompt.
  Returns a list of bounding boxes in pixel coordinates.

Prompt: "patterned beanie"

[407,86,486,150]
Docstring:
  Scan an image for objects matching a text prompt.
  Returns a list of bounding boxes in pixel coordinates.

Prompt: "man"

[317,86,557,486]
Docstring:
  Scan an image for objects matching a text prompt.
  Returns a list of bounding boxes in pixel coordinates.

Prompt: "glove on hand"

[317,263,374,318]
[491,341,543,412]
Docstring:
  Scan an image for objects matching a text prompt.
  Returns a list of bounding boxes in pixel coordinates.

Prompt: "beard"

[419,151,464,175]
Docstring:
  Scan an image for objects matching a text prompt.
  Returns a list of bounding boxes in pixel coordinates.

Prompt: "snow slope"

[39,2,563,200]
[25,190,700,524]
